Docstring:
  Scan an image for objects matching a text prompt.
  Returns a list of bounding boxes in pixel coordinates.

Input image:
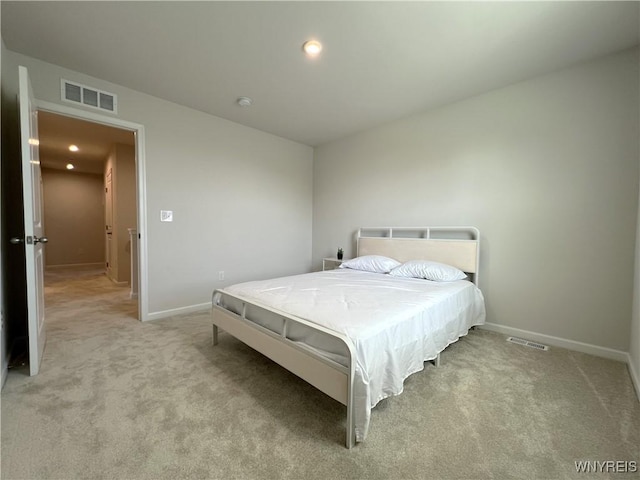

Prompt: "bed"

[211,227,486,448]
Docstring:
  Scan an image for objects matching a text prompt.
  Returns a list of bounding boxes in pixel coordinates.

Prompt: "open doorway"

[38,111,138,321]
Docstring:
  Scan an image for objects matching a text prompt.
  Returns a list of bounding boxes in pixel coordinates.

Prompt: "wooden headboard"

[356,227,481,286]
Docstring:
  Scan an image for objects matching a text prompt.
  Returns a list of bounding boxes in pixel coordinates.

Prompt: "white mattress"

[220,269,486,442]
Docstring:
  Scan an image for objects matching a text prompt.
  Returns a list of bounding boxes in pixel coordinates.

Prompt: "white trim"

[627,353,640,402]
[35,99,149,321]
[146,303,211,322]
[480,322,628,363]
[38,99,139,131]
[135,127,148,321]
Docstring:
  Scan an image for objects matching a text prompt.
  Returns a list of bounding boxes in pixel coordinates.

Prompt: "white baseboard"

[145,302,211,322]
[480,322,628,363]
[627,353,640,402]
[107,277,129,287]
[46,262,104,270]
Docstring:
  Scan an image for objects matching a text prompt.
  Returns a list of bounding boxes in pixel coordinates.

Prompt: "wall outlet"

[218,271,225,281]
[160,210,173,222]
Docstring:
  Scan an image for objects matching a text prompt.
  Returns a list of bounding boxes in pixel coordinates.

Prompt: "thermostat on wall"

[160,210,173,222]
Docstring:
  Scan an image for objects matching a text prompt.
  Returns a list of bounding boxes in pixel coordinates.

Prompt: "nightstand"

[323,258,344,271]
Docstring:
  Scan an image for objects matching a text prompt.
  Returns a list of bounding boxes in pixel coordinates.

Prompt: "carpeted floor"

[1,266,638,480]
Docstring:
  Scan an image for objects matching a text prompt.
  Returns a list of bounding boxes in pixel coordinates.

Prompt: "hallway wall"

[41,168,104,267]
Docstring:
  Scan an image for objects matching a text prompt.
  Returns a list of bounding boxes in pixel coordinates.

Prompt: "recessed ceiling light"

[66,163,75,170]
[237,96,253,107]
[69,145,79,152]
[302,40,322,57]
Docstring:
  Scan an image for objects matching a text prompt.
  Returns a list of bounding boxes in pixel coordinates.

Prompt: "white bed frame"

[211,226,480,448]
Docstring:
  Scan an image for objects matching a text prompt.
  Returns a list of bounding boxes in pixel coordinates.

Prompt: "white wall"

[313,48,639,356]
[631,172,640,396]
[630,49,640,397]
[3,49,314,318]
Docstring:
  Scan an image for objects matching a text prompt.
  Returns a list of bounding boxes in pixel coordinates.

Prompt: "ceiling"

[38,111,134,174]
[2,2,639,147]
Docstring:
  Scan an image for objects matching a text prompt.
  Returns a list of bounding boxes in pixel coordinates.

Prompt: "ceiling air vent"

[61,79,117,114]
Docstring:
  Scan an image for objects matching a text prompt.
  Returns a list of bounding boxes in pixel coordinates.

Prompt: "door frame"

[37,99,149,322]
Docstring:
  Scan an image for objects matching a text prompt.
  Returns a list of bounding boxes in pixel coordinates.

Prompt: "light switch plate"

[160,210,173,222]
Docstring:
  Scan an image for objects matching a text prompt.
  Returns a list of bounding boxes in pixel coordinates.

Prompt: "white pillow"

[339,255,400,274]
[389,260,467,282]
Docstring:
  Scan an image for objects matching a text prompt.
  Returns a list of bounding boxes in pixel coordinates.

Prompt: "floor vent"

[61,79,117,114]
[506,336,549,351]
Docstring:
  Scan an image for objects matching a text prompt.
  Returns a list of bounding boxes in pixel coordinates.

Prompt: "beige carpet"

[1,266,638,480]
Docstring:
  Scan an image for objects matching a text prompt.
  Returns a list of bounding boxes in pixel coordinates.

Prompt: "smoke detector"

[237,96,253,107]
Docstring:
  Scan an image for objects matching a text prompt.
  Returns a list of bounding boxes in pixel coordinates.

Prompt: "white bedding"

[221,269,486,442]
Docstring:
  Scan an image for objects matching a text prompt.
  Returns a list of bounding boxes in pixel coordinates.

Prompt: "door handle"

[24,236,48,245]
[10,237,24,244]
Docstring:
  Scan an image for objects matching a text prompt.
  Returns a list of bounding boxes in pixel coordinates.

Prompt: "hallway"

[45,265,136,320]
[43,266,137,355]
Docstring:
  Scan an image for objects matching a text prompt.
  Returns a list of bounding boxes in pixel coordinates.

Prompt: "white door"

[18,66,46,376]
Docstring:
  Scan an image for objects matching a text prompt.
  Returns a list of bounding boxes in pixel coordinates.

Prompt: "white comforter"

[222,269,486,442]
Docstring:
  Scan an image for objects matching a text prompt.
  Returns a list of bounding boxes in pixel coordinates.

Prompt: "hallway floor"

[44,264,137,326]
